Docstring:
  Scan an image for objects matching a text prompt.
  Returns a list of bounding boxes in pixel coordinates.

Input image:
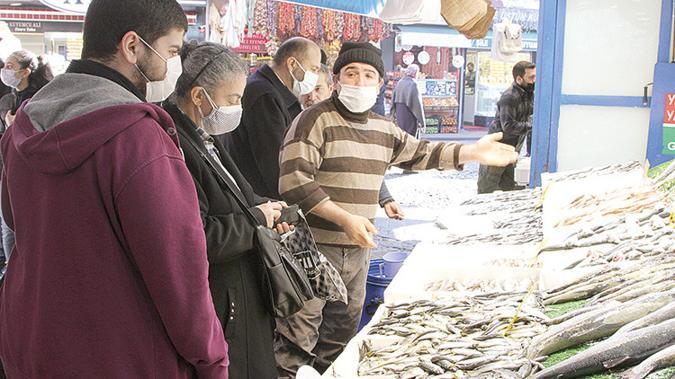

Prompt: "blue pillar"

[646,0,675,165]
[530,0,566,186]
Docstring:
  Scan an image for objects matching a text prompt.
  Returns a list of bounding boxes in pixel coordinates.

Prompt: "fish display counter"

[317,160,675,379]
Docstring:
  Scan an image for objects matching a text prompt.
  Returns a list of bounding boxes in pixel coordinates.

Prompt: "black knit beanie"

[333,42,385,78]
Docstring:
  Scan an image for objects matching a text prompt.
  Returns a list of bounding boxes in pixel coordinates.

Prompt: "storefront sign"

[232,34,269,54]
[7,21,43,33]
[470,38,537,51]
[424,79,457,97]
[662,93,675,155]
[39,0,91,15]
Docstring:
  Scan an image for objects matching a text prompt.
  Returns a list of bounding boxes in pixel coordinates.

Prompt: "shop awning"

[397,24,538,51]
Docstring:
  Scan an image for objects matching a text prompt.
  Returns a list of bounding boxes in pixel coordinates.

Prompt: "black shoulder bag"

[182,135,314,318]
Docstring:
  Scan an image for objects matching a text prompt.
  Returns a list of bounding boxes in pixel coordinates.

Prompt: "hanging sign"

[39,0,92,14]
[7,21,43,33]
[662,93,675,155]
[417,51,430,65]
[402,51,415,66]
[452,55,465,69]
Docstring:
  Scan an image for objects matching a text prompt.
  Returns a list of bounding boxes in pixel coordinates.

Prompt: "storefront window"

[475,51,531,117]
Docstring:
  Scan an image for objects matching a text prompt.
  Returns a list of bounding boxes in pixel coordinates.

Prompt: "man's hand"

[339,214,378,248]
[384,201,405,220]
[462,132,518,167]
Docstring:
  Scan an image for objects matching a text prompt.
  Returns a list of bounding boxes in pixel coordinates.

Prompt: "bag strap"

[181,131,261,227]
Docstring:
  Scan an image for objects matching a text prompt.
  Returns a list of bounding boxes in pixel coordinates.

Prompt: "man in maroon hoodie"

[0,0,229,377]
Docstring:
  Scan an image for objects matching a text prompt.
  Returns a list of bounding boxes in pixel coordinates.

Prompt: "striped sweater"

[279,93,463,246]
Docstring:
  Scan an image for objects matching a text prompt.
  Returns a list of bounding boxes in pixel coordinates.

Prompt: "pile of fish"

[553,185,668,228]
[443,188,543,245]
[358,294,549,378]
[425,277,536,294]
[530,289,675,378]
[544,161,643,183]
[542,255,675,305]
[542,196,673,266]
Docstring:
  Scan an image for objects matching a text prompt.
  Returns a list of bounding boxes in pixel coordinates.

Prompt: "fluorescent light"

[9,2,23,6]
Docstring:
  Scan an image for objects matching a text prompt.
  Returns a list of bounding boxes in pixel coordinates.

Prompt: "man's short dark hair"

[273,37,313,65]
[82,0,188,61]
[513,61,536,80]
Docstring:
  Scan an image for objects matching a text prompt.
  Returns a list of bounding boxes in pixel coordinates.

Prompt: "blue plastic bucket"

[382,251,409,278]
[358,259,393,331]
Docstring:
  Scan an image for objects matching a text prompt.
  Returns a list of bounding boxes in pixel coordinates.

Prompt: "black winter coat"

[220,64,302,199]
[163,102,278,379]
[488,82,534,148]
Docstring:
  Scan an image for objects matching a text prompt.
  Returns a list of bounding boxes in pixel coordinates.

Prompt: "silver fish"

[620,343,675,379]
[533,318,675,379]
[528,290,675,358]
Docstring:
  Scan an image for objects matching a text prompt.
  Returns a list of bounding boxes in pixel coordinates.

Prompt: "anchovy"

[533,318,675,379]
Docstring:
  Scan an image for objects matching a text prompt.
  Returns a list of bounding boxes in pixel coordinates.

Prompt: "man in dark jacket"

[0,1,229,377]
[223,37,322,199]
[477,61,536,194]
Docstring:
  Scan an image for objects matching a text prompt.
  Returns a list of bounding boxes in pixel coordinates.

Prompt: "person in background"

[299,64,405,222]
[465,62,476,90]
[477,61,535,194]
[223,37,322,199]
[163,41,292,379]
[276,42,518,376]
[371,75,386,117]
[0,50,53,127]
[300,63,332,110]
[0,59,11,103]
[391,63,425,137]
[0,51,53,266]
[0,0,229,377]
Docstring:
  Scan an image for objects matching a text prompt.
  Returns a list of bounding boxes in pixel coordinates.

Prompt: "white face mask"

[136,36,183,102]
[338,84,378,113]
[290,58,318,97]
[1,68,22,89]
[199,89,243,135]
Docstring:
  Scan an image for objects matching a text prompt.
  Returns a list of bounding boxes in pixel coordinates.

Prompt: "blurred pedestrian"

[391,64,425,137]
[477,61,535,194]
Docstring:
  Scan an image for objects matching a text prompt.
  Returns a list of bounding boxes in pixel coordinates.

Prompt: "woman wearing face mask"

[161,41,290,379]
[0,50,53,128]
[0,51,52,267]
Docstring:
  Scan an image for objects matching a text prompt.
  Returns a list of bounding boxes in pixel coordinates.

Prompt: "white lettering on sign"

[667,110,675,123]
[668,141,675,151]
[668,93,675,106]
[39,0,91,15]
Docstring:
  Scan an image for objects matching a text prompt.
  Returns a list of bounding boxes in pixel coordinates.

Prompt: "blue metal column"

[646,0,675,165]
[530,0,566,186]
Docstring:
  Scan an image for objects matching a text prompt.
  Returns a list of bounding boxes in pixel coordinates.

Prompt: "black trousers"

[477,164,517,194]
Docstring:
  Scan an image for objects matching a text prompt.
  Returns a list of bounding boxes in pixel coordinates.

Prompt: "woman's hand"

[275,222,293,234]
[256,202,281,228]
[5,112,15,127]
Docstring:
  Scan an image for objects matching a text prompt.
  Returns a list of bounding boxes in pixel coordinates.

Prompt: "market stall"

[319,159,675,379]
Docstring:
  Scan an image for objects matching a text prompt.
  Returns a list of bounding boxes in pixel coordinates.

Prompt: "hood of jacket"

[10,73,175,175]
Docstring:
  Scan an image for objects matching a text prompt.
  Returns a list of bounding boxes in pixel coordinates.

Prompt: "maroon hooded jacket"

[0,72,228,378]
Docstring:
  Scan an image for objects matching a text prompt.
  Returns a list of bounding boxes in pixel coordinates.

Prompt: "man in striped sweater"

[275,42,518,376]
